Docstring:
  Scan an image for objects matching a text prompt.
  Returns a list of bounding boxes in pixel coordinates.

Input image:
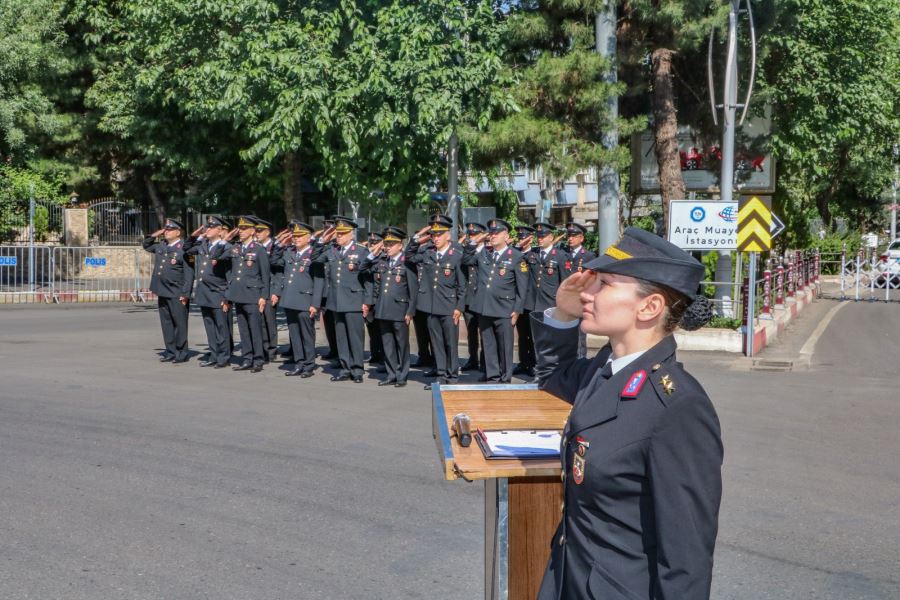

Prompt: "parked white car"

[874,239,900,288]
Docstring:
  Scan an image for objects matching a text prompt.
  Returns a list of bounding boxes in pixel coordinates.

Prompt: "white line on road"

[798,301,848,367]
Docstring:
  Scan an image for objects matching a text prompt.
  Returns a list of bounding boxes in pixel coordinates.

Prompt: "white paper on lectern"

[482,430,561,458]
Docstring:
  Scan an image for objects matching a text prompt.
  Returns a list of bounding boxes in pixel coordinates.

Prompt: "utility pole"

[596,1,619,250]
[447,131,460,243]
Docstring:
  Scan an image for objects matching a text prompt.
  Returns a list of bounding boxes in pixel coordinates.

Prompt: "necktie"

[541,250,547,262]
[599,361,613,381]
[493,251,500,263]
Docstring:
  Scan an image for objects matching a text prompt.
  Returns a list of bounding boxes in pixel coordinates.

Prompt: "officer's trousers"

[379,319,410,383]
[516,309,535,368]
[157,296,189,361]
[235,302,265,367]
[427,313,459,380]
[200,305,230,366]
[365,315,384,362]
[261,299,278,359]
[284,308,316,373]
[412,310,433,365]
[322,307,338,357]
[479,315,514,382]
[464,308,482,368]
[334,311,365,378]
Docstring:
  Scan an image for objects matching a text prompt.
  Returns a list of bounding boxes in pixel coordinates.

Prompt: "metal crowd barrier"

[0,246,154,304]
[839,248,900,302]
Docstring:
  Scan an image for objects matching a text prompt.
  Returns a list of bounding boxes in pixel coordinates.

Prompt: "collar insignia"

[660,374,675,396]
[621,370,648,399]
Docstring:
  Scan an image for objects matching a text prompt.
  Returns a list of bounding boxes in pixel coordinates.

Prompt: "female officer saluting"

[532,227,722,600]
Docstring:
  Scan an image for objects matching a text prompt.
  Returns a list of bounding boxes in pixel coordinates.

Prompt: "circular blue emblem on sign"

[690,206,706,222]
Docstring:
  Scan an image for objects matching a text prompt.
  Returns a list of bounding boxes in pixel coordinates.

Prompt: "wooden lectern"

[432,383,571,600]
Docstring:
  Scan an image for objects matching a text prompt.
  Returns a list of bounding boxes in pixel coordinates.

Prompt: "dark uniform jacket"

[532,313,723,600]
[261,239,285,292]
[462,244,528,318]
[311,241,371,313]
[362,253,418,321]
[273,246,324,311]
[464,245,483,310]
[223,241,271,304]
[143,236,194,299]
[563,246,597,278]
[404,239,466,316]
[524,247,566,313]
[185,238,231,308]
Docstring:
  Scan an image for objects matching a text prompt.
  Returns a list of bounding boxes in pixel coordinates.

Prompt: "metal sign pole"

[29,186,36,294]
[745,252,757,356]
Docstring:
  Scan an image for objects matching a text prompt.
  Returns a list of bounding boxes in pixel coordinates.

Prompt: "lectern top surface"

[432,384,571,481]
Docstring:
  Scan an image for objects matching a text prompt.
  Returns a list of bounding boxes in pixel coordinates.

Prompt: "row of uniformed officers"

[143,212,598,387]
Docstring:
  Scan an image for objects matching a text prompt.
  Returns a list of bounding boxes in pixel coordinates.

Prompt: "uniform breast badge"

[519,261,528,273]
[572,436,590,485]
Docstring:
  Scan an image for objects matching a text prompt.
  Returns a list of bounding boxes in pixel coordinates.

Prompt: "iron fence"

[88,200,159,245]
[0,198,65,245]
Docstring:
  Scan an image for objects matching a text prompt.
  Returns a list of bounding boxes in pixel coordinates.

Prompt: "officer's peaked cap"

[585,227,705,298]
[534,222,555,236]
[429,214,453,232]
[487,218,511,233]
[164,218,184,230]
[333,216,357,233]
[382,226,406,243]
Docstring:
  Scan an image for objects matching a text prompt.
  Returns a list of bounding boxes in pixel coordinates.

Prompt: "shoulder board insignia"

[660,374,675,396]
[621,370,648,399]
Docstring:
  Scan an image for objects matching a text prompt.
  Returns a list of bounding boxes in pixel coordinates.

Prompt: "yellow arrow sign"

[737,196,772,252]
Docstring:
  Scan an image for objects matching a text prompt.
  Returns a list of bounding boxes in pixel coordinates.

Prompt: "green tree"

[760,0,900,239]
[466,1,643,214]
[75,0,508,223]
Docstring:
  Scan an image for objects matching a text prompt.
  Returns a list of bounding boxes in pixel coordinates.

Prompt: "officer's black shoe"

[285,368,304,376]
[331,374,351,382]
[512,364,529,375]
[213,363,228,369]
[394,381,407,388]
[376,365,387,374]
[199,361,215,367]
[233,363,253,371]
[423,382,433,390]
[172,358,189,364]
[159,356,174,363]
[300,371,315,378]
[498,378,511,384]
[377,379,396,387]
[322,352,338,360]
[461,361,480,371]
[423,369,438,378]
[411,358,432,368]
[352,376,363,383]
[250,365,263,373]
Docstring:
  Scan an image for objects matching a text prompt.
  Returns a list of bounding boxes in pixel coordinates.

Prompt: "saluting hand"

[150,228,165,237]
[370,241,384,256]
[519,235,533,250]
[555,270,596,321]
[191,225,206,238]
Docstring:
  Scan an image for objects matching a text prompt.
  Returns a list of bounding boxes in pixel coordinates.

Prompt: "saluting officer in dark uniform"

[461,222,486,372]
[532,227,722,600]
[406,214,466,390]
[143,218,194,363]
[311,216,371,383]
[364,230,386,367]
[562,221,596,277]
[362,227,418,388]
[318,217,339,361]
[516,222,566,376]
[185,216,233,368]
[250,217,281,362]
[224,216,270,372]
[462,218,528,383]
[272,221,323,377]
[513,224,537,376]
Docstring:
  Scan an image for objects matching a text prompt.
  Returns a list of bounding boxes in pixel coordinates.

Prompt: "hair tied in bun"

[680,295,714,331]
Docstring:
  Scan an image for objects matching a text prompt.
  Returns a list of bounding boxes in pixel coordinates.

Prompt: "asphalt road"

[0,299,897,599]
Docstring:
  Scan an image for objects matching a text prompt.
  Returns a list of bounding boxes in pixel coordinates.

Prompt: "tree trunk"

[144,175,166,228]
[282,152,304,222]
[650,48,685,237]
[815,147,849,231]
